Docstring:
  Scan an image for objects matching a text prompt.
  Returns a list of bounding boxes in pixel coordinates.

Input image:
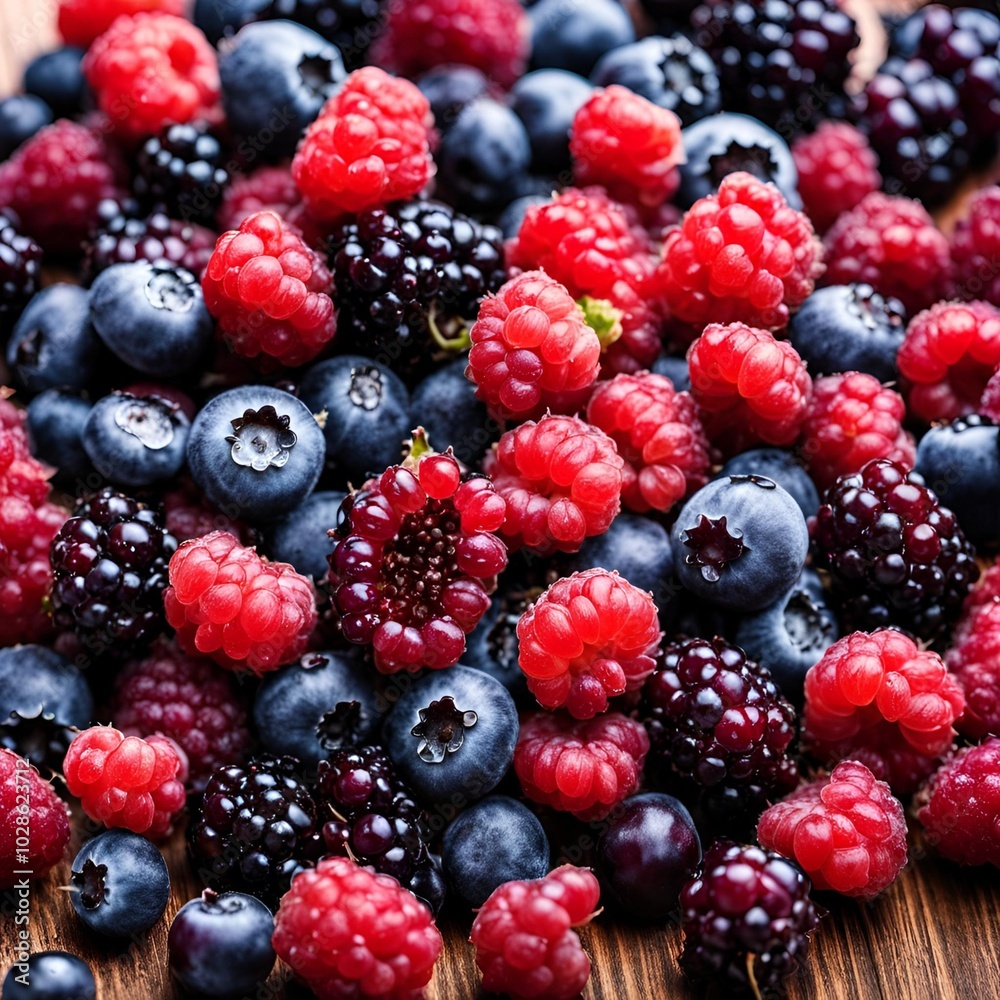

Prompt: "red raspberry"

[791,122,881,234]
[822,192,954,314]
[110,639,250,793]
[0,748,70,889]
[586,372,711,513]
[980,367,1000,420]
[917,738,1000,867]
[164,530,317,676]
[570,86,684,208]
[757,760,907,899]
[687,321,812,453]
[371,0,529,90]
[272,856,443,1000]
[799,372,915,491]
[292,67,435,221]
[802,629,965,794]
[162,481,257,546]
[897,300,1000,423]
[470,865,600,1000]
[83,13,221,141]
[0,120,124,255]
[58,0,184,46]
[517,568,661,719]
[330,446,507,674]
[656,171,824,333]
[514,711,649,821]
[956,559,1000,621]
[466,271,602,422]
[952,185,1000,307]
[217,165,306,235]
[0,399,55,507]
[202,211,336,367]
[63,726,187,840]
[483,415,623,554]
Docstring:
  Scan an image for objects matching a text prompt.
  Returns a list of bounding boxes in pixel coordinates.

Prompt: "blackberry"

[328,198,506,384]
[690,0,859,133]
[0,209,42,328]
[49,488,177,661]
[189,755,324,906]
[133,123,230,225]
[811,458,979,642]
[640,637,798,832]
[679,840,820,995]
[315,745,446,913]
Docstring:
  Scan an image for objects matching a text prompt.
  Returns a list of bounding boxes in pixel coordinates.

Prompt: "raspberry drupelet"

[514,711,649,821]
[570,86,685,208]
[656,171,824,333]
[272,856,443,1000]
[897,300,1000,423]
[164,530,317,676]
[687,321,813,453]
[946,597,1000,741]
[57,0,185,47]
[586,372,711,514]
[951,185,1000,307]
[483,415,624,555]
[466,271,602,422]
[201,211,336,367]
[799,372,915,491]
[757,760,908,899]
[292,67,436,220]
[802,629,965,794]
[517,568,660,719]
[63,726,188,840]
[470,865,600,1000]
[329,444,507,674]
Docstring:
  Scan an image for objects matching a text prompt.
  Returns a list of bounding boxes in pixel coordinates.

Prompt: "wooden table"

[3,2,1000,998]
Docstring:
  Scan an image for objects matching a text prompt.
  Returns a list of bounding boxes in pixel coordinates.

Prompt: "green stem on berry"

[578,296,623,350]
[427,303,471,353]
[402,427,435,469]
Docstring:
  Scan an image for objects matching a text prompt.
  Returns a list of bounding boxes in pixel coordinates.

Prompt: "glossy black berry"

[0,210,42,332]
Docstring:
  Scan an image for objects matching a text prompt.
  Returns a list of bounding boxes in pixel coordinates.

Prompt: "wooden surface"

[4,3,1000,1000]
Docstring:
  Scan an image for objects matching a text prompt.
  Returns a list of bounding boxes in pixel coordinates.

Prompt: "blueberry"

[595,792,702,920]
[89,262,213,377]
[496,194,548,239]
[916,415,1000,547]
[168,890,276,1000]
[788,284,908,382]
[463,592,532,707]
[671,475,809,611]
[0,95,52,160]
[193,0,266,45]
[266,490,345,579]
[26,389,94,489]
[7,284,100,396]
[23,48,89,120]
[2,951,96,1000]
[442,796,550,907]
[677,112,800,209]
[187,386,325,522]
[218,20,346,161]
[734,569,840,706]
[511,69,594,173]
[529,0,636,76]
[384,666,519,806]
[68,829,170,938]
[717,448,820,519]
[0,645,93,729]
[417,66,492,134]
[253,650,381,767]
[299,356,410,487]
[82,391,190,489]
[651,353,691,392]
[410,358,496,466]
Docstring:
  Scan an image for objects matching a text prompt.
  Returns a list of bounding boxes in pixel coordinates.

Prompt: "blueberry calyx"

[71,858,109,909]
[708,140,777,187]
[348,366,385,411]
[316,700,366,751]
[226,405,298,471]
[114,395,176,451]
[728,474,777,489]
[144,265,196,313]
[14,325,42,366]
[410,696,479,764]
[682,514,746,582]
[784,591,834,654]
[298,54,336,97]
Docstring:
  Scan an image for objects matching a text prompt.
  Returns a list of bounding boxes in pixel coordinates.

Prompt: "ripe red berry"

[201,211,336,367]
[951,185,1000,307]
[799,371,915,491]
[687,321,812,453]
[471,865,600,1000]
[63,726,187,840]
[272,856,443,1000]
[657,170,824,333]
[58,0,184,46]
[292,67,435,220]
[757,760,907,899]
[586,372,711,513]
[517,568,661,719]
[483,414,623,554]
[802,629,965,794]
[514,711,649,821]
[164,530,317,676]
[216,165,307,235]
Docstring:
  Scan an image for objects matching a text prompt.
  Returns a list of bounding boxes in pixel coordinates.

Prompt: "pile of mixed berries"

[2,0,1000,997]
